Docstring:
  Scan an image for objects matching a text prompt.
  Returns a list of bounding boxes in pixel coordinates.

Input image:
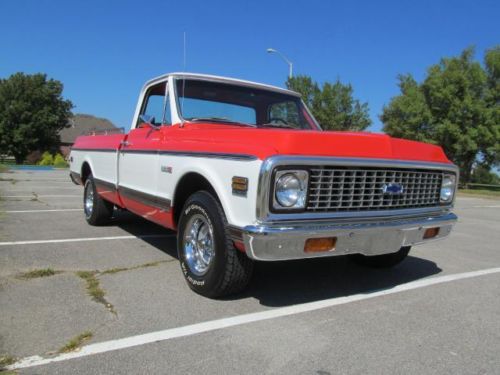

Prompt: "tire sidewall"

[83,178,95,221]
[177,193,228,295]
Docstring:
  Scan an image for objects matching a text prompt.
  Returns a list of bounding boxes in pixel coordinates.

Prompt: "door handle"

[120,141,131,147]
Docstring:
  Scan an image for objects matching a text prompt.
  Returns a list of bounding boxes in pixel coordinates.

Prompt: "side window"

[268,101,301,128]
[138,82,171,127]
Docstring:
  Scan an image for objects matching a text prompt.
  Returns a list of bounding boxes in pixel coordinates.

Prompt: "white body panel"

[118,152,159,198]
[157,155,262,227]
[71,150,118,185]
[70,149,262,227]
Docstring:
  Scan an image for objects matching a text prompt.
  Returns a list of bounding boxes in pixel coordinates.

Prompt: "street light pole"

[267,48,293,79]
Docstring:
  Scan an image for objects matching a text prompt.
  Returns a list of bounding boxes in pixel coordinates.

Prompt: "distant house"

[59,114,120,157]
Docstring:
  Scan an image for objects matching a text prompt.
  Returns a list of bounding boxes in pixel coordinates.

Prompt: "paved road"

[1,169,499,374]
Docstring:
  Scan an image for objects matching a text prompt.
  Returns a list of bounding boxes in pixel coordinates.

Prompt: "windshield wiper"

[187,117,256,127]
[259,123,298,129]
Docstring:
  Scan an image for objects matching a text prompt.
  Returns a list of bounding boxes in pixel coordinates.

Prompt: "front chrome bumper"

[240,212,457,261]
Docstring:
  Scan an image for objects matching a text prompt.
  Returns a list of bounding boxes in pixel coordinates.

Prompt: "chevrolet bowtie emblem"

[382,183,404,195]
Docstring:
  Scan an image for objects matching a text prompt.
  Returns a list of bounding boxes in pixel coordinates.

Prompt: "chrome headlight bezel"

[440,173,457,204]
[272,170,309,211]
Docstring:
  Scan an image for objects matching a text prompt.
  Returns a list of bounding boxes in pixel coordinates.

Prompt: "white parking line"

[456,205,500,209]
[0,234,175,246]
[2,195,80,198]
[5,209,81,213]
[7,266,500,371]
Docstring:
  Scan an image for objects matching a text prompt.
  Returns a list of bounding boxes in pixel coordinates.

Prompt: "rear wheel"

[177,191,253,298]
[83,175,114,225]
[351,246,411,268]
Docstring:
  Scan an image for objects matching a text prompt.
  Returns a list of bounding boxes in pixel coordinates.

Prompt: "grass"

[17,268,62,280]
[76,271,116,314]
[75,261,170,315]
[0,355,16,369]
[0,164,11,173]
[100,260,168,275]
[458,189,500,199]
[58,331,93,353]
[76,271,105,301]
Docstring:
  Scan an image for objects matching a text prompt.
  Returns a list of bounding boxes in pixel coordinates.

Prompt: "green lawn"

[0,164,11,173]
[458,189,500,199]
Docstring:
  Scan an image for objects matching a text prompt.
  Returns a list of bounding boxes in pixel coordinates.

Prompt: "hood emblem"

[382,183,404,195]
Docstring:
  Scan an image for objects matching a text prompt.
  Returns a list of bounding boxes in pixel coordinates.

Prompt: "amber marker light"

[232,176,248,195]
[423,227,440,239]
[304,237,337,253]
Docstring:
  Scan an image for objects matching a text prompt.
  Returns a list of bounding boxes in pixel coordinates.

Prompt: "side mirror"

[139,114,160,130]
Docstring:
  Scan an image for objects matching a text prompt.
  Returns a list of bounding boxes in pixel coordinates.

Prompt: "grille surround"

[307,167,444,212]
[257,156,458,222]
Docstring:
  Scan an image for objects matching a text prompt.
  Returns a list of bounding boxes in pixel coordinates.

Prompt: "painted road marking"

[0,234,175,246]
[5,209,82,213]
[455,205,500,209]
[7,266,500,371]
[2,195,80,198]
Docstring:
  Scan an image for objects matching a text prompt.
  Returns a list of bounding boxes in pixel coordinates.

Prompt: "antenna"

[180,31,187,127]
[183,31,186,71]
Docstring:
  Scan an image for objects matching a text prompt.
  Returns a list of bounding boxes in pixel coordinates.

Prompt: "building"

[59,114,120,157]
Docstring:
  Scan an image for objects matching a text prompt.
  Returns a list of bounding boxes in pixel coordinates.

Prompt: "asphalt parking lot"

[1,168,499,374]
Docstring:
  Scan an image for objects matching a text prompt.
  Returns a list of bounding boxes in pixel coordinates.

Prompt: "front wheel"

[177,191,253,298]
[83,175,114,226]
[350,246,411,268]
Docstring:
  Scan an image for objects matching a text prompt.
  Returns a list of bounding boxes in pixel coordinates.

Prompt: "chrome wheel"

[84,183,94,218]
[183,214,215,276]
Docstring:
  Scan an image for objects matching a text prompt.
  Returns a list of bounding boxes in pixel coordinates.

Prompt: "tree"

[286,75,371,131]
[0,73,73,163]
[381,47,500,183]
[470,165,500,185]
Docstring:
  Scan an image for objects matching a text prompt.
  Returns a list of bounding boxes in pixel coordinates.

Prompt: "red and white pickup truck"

[69,73,458,297]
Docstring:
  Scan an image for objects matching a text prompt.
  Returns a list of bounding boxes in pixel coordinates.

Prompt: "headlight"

[440,174,456,203]
[274,170,308,210]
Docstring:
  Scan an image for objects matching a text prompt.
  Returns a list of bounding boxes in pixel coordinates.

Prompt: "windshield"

[175,78,320,130]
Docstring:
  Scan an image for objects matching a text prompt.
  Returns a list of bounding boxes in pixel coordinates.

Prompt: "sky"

[1,0,498,132]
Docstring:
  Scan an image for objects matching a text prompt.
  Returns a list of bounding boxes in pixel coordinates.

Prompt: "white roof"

[144,72,301,97]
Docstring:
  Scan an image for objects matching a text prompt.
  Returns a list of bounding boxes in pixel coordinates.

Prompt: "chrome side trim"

[94,178,116,192]
[118,185,171,211]
[256,156,459,223]
[72,147,257,161]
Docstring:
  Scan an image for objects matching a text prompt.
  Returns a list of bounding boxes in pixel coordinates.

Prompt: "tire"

[351,246,411,268]
[177,191,253,298]
[83,175,114,226]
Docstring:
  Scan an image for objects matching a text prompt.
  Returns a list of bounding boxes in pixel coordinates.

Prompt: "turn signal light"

[232,176,248,195]
[304,237,337,253]
[423,227,440,239]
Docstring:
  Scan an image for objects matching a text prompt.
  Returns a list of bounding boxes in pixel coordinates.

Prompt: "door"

[117,81,170,223]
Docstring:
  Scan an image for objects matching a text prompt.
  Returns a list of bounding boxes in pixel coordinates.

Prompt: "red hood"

[166,123,452,164]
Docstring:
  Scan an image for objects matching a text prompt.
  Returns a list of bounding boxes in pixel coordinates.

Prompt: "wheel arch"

[172,172,223,226]
[80,161,92,184]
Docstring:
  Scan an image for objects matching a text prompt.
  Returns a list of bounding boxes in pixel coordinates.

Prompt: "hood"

[166,124,452,164]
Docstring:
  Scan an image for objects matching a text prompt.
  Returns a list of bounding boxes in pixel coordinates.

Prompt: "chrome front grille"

[307,167,443,212]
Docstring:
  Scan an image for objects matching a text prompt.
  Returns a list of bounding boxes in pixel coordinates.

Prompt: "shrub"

[53,153,68,168]
[38,151,54,166]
